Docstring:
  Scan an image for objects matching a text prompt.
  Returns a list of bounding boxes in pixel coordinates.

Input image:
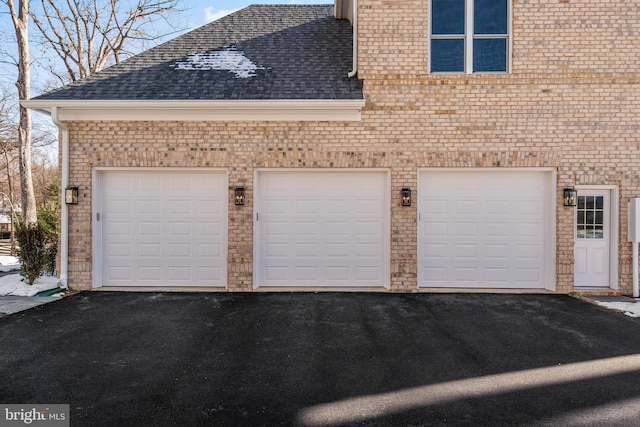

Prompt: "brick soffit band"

[20,99,366,122]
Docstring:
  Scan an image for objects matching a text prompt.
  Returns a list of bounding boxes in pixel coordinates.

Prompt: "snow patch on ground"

[173,46,265,78]
[595,301,640,318]
[0,255,20,273]
[0,274,59,297]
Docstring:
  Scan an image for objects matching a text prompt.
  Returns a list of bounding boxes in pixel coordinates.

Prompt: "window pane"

[473,38,507,72]
[595,211,603,226]
[593,227,604,239]
[431,39,465,72]
[432,0,465,35]
[586,210,594,226]
[474,0,508,34]
[595,196,604,209]
[586,196,594,209]
[577,224,586,239]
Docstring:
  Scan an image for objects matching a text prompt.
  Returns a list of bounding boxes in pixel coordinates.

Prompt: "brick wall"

[63,0,639,294]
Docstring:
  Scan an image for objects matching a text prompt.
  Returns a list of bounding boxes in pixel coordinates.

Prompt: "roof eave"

[21,99,366,122]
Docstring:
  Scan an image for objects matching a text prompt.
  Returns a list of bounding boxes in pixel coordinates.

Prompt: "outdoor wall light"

[401,187,412,207]
[234,187,245,206]
[563,187,577,207]
[65,187,79,205]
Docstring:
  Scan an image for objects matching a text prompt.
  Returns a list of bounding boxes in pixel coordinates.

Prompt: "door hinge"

[97,213,100,221]
[256,212,259,221]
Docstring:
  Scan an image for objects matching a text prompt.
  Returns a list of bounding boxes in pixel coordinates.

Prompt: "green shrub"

[15,221,48,285]
[14,204,60,284]
[38,204,58,275]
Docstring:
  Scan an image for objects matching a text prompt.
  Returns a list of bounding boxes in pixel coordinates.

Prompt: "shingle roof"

[33,5,362,101]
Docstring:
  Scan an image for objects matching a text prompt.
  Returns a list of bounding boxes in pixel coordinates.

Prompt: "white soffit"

[21,99,365,122]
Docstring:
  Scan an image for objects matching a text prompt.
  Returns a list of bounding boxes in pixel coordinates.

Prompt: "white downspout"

[633,242,639,298]
[347,0,358,78]
[51,107,69,289]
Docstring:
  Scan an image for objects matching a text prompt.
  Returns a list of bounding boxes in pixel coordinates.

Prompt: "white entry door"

[574,190,610,287]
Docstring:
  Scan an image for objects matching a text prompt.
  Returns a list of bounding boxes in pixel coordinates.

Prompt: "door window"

[576,195,604,239]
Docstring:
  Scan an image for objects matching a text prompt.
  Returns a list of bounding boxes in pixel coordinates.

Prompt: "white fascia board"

[21,99,365,122]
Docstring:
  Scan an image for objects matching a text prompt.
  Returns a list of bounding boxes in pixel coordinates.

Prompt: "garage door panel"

[516,268,541,283]
[107,243,131,257]
[355,221,384,236]
[100,170,226,287]
[485,243,510,260]
[257,171,388,287]
[138,222,162,237]
[167,200,192,215]
[419,170,550,289]
[456,200,479,214]
[455,222,479,238]
[325,221,350,236]
[486,268,509,282]
[109,267,130,281]
[454,243,478,259]
[514,222,543,238]
[356,266,380,281]
[485,222,509,237]
[109,199,133,215]
[106,221,131,236]
[485,200,509,214]
[139,243,161,257]
[168,222,190,236]
[198,200,222,215]
[356,242,381,258]
[425,221,448,237]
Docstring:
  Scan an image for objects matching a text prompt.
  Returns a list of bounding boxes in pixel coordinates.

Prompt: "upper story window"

[430,0,509,73]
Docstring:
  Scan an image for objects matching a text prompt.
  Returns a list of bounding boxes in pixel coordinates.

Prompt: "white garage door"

[419,170,553,289]
[256,171,389,287]
[97,170,227,287]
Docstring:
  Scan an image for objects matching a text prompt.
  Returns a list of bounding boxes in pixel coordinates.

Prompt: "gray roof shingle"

[34,5,362,101]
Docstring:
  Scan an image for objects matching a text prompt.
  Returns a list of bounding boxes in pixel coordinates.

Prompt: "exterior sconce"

[401,187,412,207]
[234,187,245,206]
[563,187,577,207]
[65,187,79,205]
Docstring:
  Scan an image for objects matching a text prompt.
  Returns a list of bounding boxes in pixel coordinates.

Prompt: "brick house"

[24,0,639,294]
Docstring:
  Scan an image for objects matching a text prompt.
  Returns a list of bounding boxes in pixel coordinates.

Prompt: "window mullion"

[465,0,474,74]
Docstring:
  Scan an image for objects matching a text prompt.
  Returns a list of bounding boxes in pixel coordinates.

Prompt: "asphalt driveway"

[1,292,640,426]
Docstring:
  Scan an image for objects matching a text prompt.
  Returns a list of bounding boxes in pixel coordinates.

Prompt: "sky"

[195,0,331,25]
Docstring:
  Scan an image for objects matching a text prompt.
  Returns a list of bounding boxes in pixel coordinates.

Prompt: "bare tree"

[0,89,20,252]
[31,0,181,84]
[4,0,38,226]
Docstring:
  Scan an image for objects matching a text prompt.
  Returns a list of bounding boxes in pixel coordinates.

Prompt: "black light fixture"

[563,187,577,207]
[65,187,79,205]
[401,187,412,207]
[234,187,245,206]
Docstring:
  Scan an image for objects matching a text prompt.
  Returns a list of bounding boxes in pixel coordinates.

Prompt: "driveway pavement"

[1,292,640,426]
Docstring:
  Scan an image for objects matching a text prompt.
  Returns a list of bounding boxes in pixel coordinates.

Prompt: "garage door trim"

[254,168,391,289]
[418,168,556,291]
[92,167,229,288]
